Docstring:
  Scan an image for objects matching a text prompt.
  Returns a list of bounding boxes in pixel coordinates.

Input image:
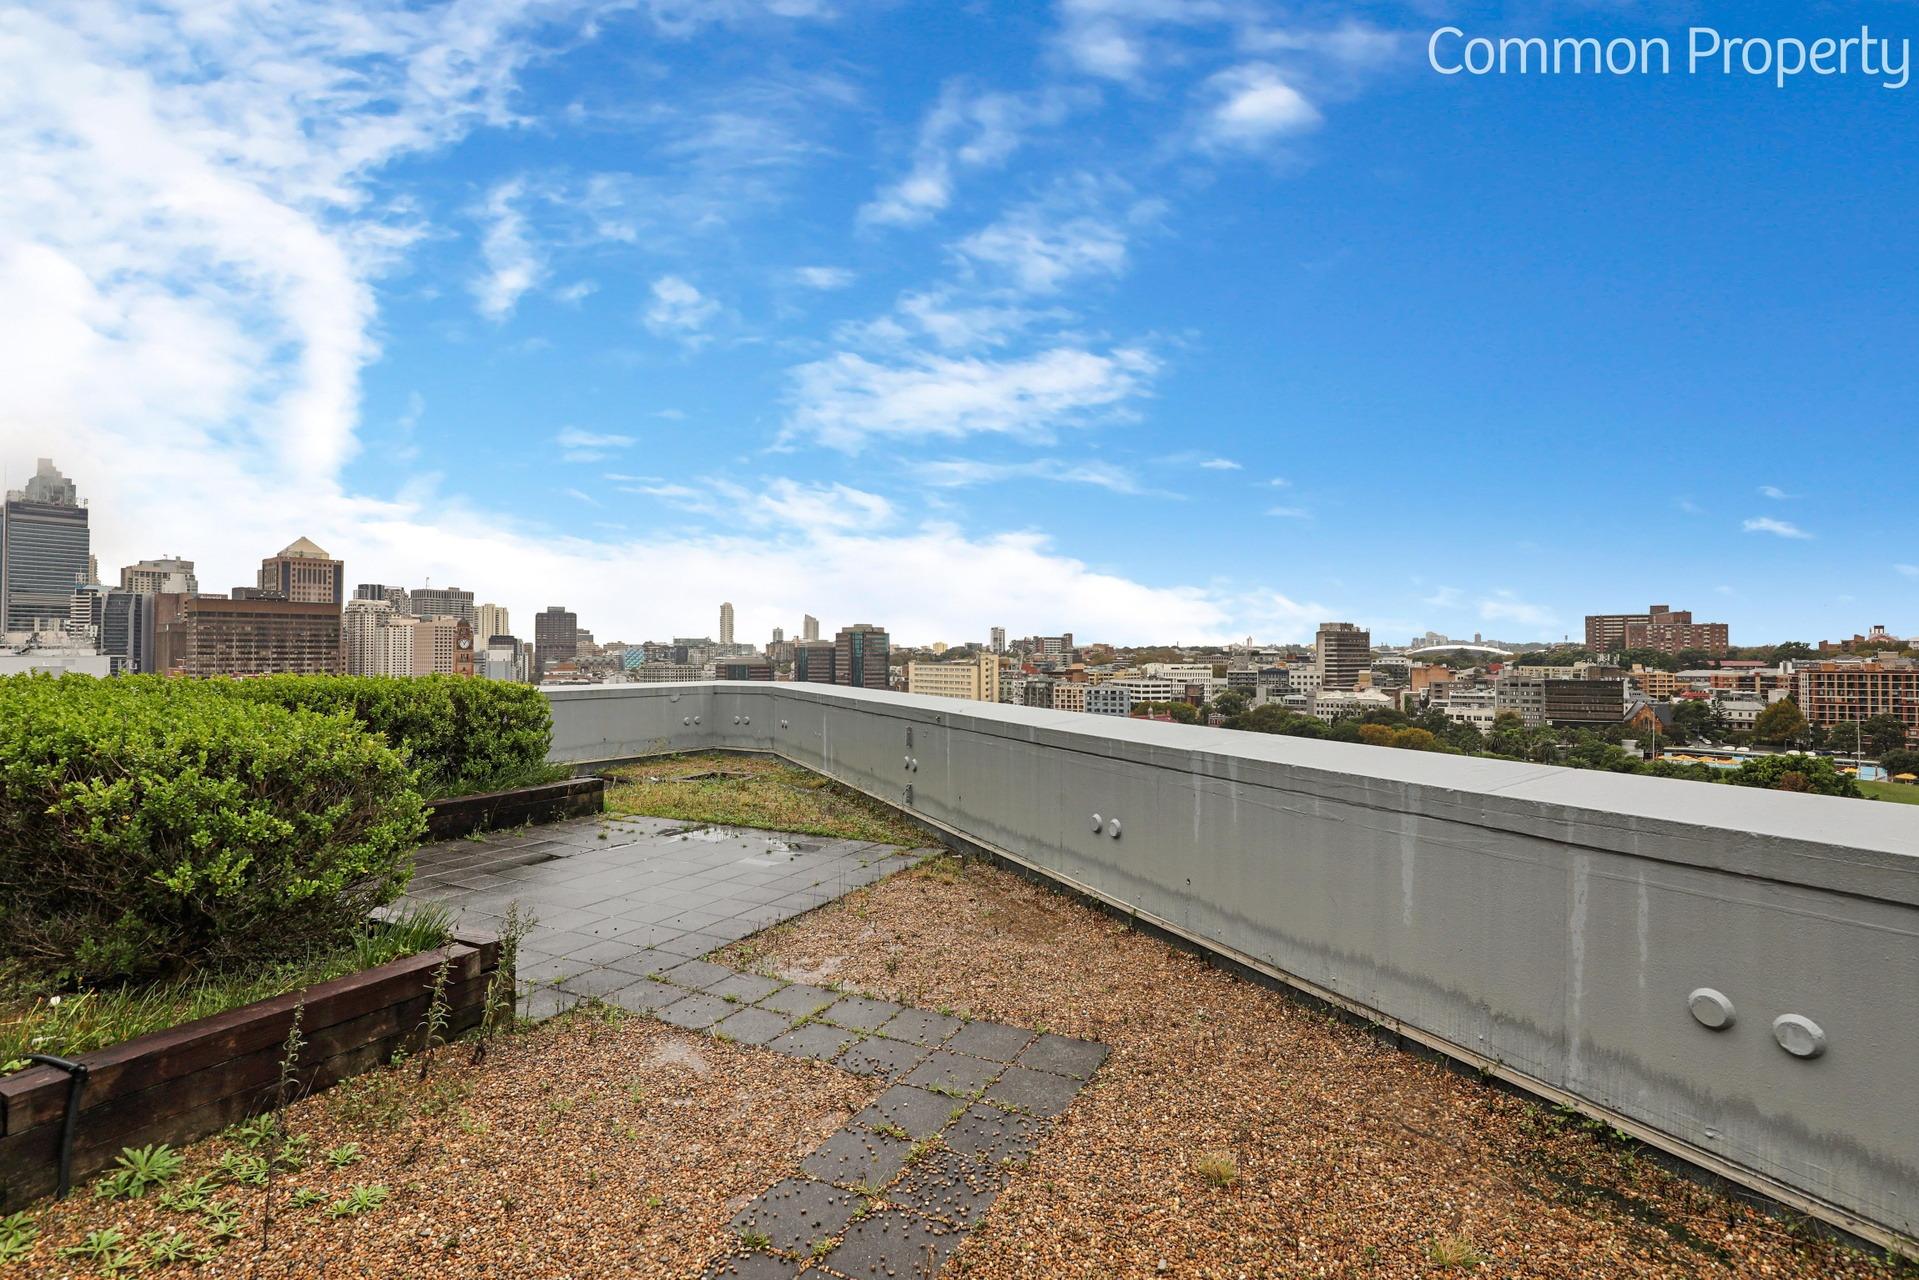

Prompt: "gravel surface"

[715,856,1907,1280]
[6,1008,879,1279]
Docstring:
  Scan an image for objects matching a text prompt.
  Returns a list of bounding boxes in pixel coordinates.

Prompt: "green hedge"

[0,677,426,983]
[218,674,553,798]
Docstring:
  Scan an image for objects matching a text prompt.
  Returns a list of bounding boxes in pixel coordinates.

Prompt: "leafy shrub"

[0,676,425,983]
[1725,753,1862,797]
[217,675,554,799]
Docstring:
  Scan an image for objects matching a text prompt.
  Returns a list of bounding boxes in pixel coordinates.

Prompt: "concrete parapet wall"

[545,681,1919,1249]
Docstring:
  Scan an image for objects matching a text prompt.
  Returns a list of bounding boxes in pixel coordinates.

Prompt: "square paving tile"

[729,1177,858,1253]
[833,1035,930,1081]
[517,985,576,1022]
[607,978,685,1013]
[757,983,840,1017]
[817,1209,959,1279]
[712,1006,796,1047]
[942,1021,1036,1063]
[901,1051,1002,1097]
[851,1085,956,1141]
[701,1253,798,1280]
[554,967,637,999]
[984,1065,1084,1118]
[765,1022,860,1062]
[821,995,904,1033]
[659,958,736,990]
[656,993,735,1030]
[1015,1032,1109,1080]
[886,1150,1003,1228]
[706,972,786,1003]
[943,1103,1047,1166]
[877,1008,962,1048]
[799,1126,914,1189]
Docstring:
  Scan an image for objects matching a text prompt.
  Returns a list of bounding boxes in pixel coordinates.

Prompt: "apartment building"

[154,594,343,676]
[906,653,1001,701]
[1585,605,1729,657]
[1794,661,1919,745]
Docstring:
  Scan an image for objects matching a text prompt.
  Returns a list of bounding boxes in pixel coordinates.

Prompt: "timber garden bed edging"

[0,930,507,1213]
[424,775,604,841]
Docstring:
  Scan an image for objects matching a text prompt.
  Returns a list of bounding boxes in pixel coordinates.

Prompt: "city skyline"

[6,1,1917,645]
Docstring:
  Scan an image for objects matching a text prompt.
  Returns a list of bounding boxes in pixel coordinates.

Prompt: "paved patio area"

[404,812,929,1017]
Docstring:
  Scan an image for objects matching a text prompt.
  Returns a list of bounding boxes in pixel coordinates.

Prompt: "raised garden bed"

[0,932,506,1213]
[425,776,603,841]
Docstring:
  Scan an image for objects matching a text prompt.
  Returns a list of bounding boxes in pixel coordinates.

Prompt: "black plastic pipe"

[24,1054,89,1199]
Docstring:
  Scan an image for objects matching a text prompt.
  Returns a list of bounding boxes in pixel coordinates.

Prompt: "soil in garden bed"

[4,1008,879,1278]
[603,753,925,847]
[712,856,1906,1280]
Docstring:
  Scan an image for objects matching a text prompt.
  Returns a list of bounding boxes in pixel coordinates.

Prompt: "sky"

[3,0,1916,648]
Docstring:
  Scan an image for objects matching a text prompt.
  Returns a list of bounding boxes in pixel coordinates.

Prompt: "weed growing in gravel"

[808,1237,835,1258]
[1194,1152,1239,1189]
[291,1189,327,1208]
[141,1228,196,1266]
[215,1150,270,1187]
[328,1185,390,1218]
[157,1174,219,1212]
[326,1143,362,1168]
[873,1122,910,1141]
[737,1228,772,1250]
[202,1200,242,1242]
[58,1227,127,1261]
[94,1143,185,1199]
[0,1212,38,1264]
[1428,1233,1487,1268]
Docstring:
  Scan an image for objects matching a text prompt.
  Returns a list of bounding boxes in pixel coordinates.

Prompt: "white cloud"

[1758,485,1794,498]
[1478,592,1556,628]
[644,275,720,340]
[915,457,1144,493]
[1422,586,1464,608]
[859,83,1078,228]
[786,346,1157,450]
[1895,564,1918,577]
[956,209,1128,294]
[554,279,598,304]
[557,427,635,462]
[1265,506,1310,519]
[1743,517,1813,539]
[473,179,543,320]
[1200,63,1321,150]
[1198,457,1240,470]
[791,266,854,289]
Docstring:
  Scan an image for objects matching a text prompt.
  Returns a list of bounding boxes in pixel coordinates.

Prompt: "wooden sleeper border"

[0,931,506,1213]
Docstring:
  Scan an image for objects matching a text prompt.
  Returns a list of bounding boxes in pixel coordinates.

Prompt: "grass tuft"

[604,753,924,845]
[1193,1151,1239,1189]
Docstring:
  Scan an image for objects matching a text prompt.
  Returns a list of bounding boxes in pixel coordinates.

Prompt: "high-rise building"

[719,602,735,646]
[1315,622,1371,692]
[153,595,344,676]
[68,582,107,648]
[2,459,90,634]
[411,615,465,675]
[715,654,773,680]
[355,583,414,616]
[802,614,820,641]
[343,597,391,675]
[482,635,526,682]
[380,616,421,676]
[121,557,198,595]
[101,589,154,674]
[771,626,785,646]
[990,627,1006,654]
[1585,605,1729,658]
[907,653,1000,701]
[257,538,343,605]
[413,587,476,626]
[834,623,890,690]
[453,619,476,678]
[794,638,837,683]
[534,606,578,673]
[475,603,510,643]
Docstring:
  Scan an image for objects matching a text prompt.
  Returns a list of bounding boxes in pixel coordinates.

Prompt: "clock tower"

[453,619,476,678]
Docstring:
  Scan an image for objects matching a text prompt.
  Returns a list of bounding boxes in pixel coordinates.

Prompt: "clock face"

[458,637,472,649]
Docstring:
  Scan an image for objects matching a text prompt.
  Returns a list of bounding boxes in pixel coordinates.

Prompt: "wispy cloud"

[915,457,1146,494]
[1758,485,1794,499]
[644,275,720,343]
[1266,506,1311,519]
[1199,457,1240,470]
[791,266,854,289]
[859,83,1079,228]
[1198,63,1321,151]
[473,179,544,321]
[1479,591,1556,628]
[1896,564,1919,577]
[557,427,634,462]
[1743,517,1813,539]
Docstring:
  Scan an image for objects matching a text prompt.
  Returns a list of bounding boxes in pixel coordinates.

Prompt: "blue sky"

[6,0,1916,646]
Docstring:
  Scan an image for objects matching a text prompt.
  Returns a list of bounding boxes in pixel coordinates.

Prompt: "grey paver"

[706,972,786,1003]
[765,1022,859,1062]
[712,1006,796,1047]
[1015,1032,1109,1080]
[833,1035,930,1081]
[901,1051,1002,1097]
[517,984,576,1022]
[756,983,840,1017]
[821,995,904,1032]
[886,1150,1003,1227]
[985,1065,1085,1117]
[878,1008,963,1048]
[656,993,735,1030]
[799,1126,914,1188]
[658,958,735,989]
[851,1085,955,1141]
[818,1209,959,1279]
[943,1021,1036,1063]
[607,978,687,1012]
[556,967,634,999]
[944,1103,1046,1166]
[729,1178,858,1253]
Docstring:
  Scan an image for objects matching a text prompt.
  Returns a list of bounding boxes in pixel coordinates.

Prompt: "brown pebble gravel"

[716,857,1910,1280]
[9,1007,878,1279]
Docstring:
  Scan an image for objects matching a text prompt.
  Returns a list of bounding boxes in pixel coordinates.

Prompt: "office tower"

[121,557,198,595]
[534,606,578,673]
[2,458,90,634]
[153,594,344,676]
[411,615,465,675]
[715,654,773,680]
[802,614,820,641]
[719,602,735,645]
[475,603,510,642]
[413,586,476,626]
[68,582,107,648]
[1314,622,1371,692]
[794,637,837,683]
[772,626,784,645]
[343,597,391,674]
[101,589,153,673]
[483,634,525,681]
[257,537,343,605]
[907,653,1000,701]
[378,616,420,676]
[834,623,890,690]
[990,626,1006,654]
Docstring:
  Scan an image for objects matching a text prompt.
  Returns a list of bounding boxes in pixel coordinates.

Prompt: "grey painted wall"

[545,681,1919,1247]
